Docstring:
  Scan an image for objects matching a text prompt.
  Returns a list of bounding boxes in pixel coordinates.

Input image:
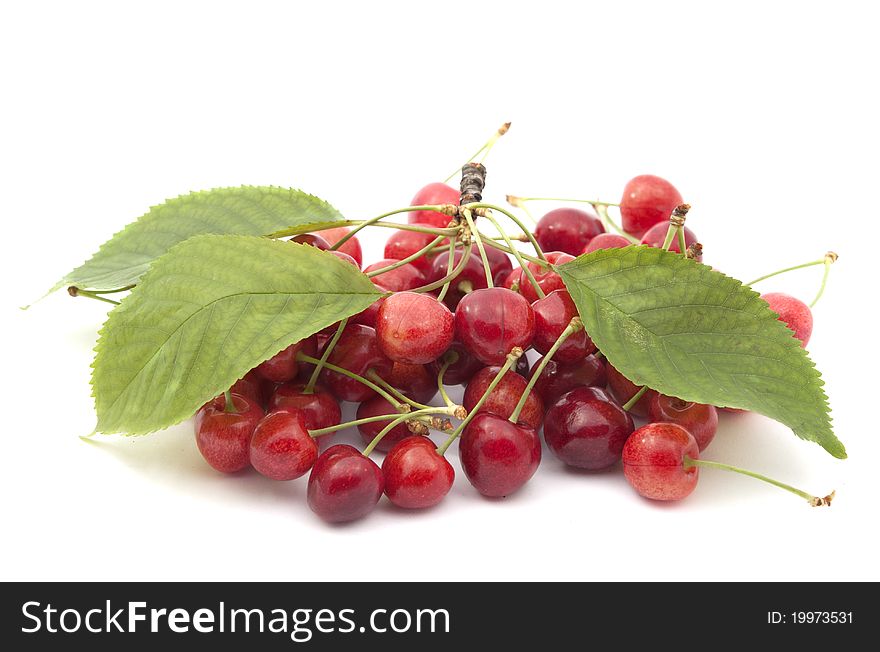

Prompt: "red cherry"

[648,395,718,452]
[606,363,658,417]
[388,362,438,404]
[483,246,514,284]
[322,324,393,402]
[501,267,523,291]
[376,292,454,364]
[269,383,341,430]
[355,396,410,453]
[307,444,384,523]
[428,341,484,386]
[408,182,460,229]
[362,259,426,292]
[351,293,385,329]
[382,436,455,509]
[529,355,607,406]
[463,366,544,430]
[531,289,596,363]
[320,226,363,268]
[427,250,489,309]
[761,292,813,347]
[622,423,699,501]
[328,250,359,267]
[535,207,605,256]
[384,225,447,276]
[255,336,315,383]
[226,370,270,408]
[291,233,331,249]
[583,233,631,254]
[195,394,264,473]
[455,287,535,365]
[249,409,318,480]
[640,222,701,260]
[518,252,575,303]
[620,175,684,238]
[460,413,541,497]
[543,387,634,469]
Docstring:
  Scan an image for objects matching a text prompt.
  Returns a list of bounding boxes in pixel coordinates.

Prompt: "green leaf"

[60,186,343,292]
[91,235,381,435]
[557,246,843,458]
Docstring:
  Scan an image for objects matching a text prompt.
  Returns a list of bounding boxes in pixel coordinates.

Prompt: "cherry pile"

[194,173,832,523]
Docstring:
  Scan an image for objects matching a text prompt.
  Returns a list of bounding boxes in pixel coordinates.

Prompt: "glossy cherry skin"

[544,387,634,469]
[307,444,384,523]
[388,362,438,404]
[620,175,684,238]
[535,207,605,256]
[319,226,363,268]
[249,409,318,480]
[455,287,535,366]
[531,289,596,363]
[606,363,658,418]
[376,291,454,364]
[460,413,541,497]
[761,292,813,347]
[463,366,544,430]
[255,335,316,383]
[583,233,632,254]
[649,395,718,451]
[383,225,447,276]
[640,223,701,260]
[269,383,342,430]
[429,341,484,386]
[428,250,489,309]
[195,394,264,473]
[382,436,455,509]
[529,355,607,406]
[408,182,460,229]
[356,396,410,453]
[322,324,393,402]
[622,423,699,501]
[291,233,331,249]
[362,259,426,292]
[519,252,575,303]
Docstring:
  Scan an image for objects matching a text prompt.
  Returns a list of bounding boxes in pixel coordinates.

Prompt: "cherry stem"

[661,224,680,252]
[442,122,511,184]
[810,254,837,307]
[366,370,434,411]
[304,318,348,394]
[223,389,238,414]
[309,409,453,438]
[683,456,835,507]
[509,318,582,424]
[266,216,458,240]
[365,235,447,279]
[745,258,827,286]
[467,203,548,263]
[462,207,494,287]
[508,195,620,208]
[436,352,457,409]
[362,407,447,457]
[296,352,403,409]
[435,234,458,304]
[622,385,649,412]
[595,204,638,242]
[66,287,121,306]
[479,238,547,268]
[411,242,474,294]
[435,347,523,456]
[677,227,687,256]
[480,214,547,299]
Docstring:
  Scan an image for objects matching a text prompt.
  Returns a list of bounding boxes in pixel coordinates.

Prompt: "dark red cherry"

[382,436,454,509]
[322,324,393,402]
[428,341,484,386]
[356,396,409,453]
[351,293,385,329]
[455,287,535,365]
[195,394,264,473]
[269,383,341,431]
[544,387,634,469]
[375,292,454,364]
[518,252,575,303]
[384,225,447,276]
[307,444,384,523]
[408,182,460,229]
[388,362,438,404]
[460,413,541,497]
[620,175,684,238]
[320,226,363,268]
[291,233,331,249]
[531,289,596,363]
[535,207,605,256]
[226,370,270,408]
[255,335,316,383]
[640,222,701,260]
[501,267,523,291]
[761,292,813,347]
[622,423,699,501]
[529,354,607,405]
[515,354,530,379]
[583,233,631,254]
[606,363,658,417]
[649,395,718,451]
[362,259,426,292]
[427,250,489,309]
[463,366,544,430]
[249,409,318,480]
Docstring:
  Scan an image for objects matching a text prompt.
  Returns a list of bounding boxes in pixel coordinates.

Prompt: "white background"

[2,1,878,581]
